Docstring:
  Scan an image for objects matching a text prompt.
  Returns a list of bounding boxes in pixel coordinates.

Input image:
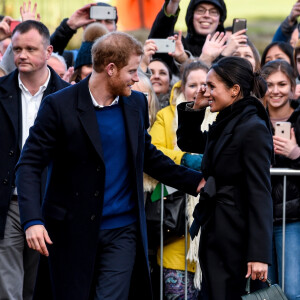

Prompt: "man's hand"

[246,262,268,282]
[26,224,53,256]
[197,178,206,193]
[0,16,13,41]
[288,0,300,25]
[20,1,40,22]
[166,0,181,15]
[67,3,96,30]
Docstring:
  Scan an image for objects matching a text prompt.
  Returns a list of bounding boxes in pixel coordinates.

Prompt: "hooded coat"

[177,96,273,300]
[148,0,227,73]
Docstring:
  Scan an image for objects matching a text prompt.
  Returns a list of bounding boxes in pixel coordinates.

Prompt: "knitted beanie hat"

[74,22,108,70]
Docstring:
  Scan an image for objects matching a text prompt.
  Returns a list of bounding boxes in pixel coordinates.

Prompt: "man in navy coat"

[0,20,69,299]
[16,31,202,300]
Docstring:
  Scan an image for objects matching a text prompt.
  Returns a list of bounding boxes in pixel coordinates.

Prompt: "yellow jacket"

[149,81,186,165]
[149,81,195,272]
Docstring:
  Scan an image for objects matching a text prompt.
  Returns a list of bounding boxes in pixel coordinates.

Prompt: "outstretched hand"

[200,31,227,65]
[20,1,40,22]
[221,29,247,57]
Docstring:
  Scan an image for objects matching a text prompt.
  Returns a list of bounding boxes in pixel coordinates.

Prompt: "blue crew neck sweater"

[95,104,137,229]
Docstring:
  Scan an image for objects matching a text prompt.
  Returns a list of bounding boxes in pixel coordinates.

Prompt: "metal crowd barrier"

[157,168,300,299]
[270,168,300,292]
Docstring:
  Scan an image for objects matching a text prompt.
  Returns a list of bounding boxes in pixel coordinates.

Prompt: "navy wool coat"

[0,67,69,239]
[16,76,202,300]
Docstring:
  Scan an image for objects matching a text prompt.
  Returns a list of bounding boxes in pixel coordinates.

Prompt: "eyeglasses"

[194,7,220,17]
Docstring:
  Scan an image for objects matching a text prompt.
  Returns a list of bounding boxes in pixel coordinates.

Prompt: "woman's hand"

[273,128,297,157]
[140,39,157,72]
[168,31,189,64]
[246,262,268,282]
[200,31,227,66]
[193,85,209,110]
[221,29,247,57]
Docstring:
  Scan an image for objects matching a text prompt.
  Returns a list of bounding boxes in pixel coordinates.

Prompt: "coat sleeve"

[16,95,60,226]
[176,102,207,154]
[50,19,77,55]
[241,120,273,264]
[141,99,202,196]
[149,109,186,165]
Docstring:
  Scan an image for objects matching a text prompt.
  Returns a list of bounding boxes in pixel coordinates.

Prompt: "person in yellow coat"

[149,59,216,299]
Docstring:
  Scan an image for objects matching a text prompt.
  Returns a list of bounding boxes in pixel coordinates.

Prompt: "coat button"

[3,179,8,185]
[94,191,99,197]
[96,166,100,172]
[91,215,95,221]
[8,150,14,157]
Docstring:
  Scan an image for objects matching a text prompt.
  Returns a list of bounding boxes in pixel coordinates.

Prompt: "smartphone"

[10,20,21,32]
[275,122,291,139]
[90,6,116,20]
[151,39,175,53]
[232,18,247,33]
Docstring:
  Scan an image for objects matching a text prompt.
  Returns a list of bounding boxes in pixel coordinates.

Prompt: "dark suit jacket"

[0,67,69,239]
[16,76,202,300]
[177,96,273,300]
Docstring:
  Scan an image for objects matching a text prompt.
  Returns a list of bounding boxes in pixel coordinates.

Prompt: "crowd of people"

[0,0,300,300]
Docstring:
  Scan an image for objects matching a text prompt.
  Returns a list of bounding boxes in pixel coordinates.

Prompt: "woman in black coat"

[176,56,274,300]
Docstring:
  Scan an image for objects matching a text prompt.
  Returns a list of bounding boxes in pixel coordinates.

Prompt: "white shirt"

[19,68,51,147]
[14,68,51,196]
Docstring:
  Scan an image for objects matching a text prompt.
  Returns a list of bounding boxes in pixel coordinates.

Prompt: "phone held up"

[151,39,175,53]
[232,18,247,34]
[10,20,21,32]
[90,6,116,20]
[275,122,291,139]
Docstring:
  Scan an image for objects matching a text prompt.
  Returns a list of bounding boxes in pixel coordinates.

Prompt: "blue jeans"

[268,221,300,300]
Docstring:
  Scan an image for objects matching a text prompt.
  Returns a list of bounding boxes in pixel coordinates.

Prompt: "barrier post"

[160,184,164,300]
[185,194,188,300]
[282,175,286,292]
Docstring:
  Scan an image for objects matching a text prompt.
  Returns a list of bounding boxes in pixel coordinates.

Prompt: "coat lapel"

[76,78,104,162]
[121,96,140,161]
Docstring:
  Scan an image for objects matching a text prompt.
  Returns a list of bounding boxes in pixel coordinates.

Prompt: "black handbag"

[145,190,186,246]
[241,278,288,300]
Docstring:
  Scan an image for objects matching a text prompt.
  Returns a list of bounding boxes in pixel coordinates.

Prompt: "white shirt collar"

[89,87,119,108]
[18,67,51,96]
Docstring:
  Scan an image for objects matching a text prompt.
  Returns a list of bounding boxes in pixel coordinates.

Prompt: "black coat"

[16,76,202,300]
[269,100,300,224]
[0,67,69,239]
[177,97,273,300]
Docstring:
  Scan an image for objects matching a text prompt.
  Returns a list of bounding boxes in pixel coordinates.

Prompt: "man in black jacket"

[0,20,69,300]
[148,0,227,73]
